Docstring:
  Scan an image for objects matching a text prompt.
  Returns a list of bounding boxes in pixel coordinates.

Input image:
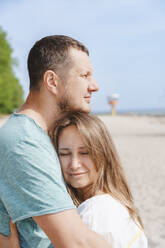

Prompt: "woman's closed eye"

[59,152,70,156]
[80,151,89,155]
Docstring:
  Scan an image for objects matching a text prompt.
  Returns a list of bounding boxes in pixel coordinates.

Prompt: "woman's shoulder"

[77,194,148,247]
[78,194,128,218]
[77,194,130,233]
[77,194,130,234]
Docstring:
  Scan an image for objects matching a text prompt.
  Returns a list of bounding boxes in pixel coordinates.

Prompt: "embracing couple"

[0,35,148,248]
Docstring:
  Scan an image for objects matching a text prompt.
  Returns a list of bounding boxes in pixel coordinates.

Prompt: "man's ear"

[43,70,59,94]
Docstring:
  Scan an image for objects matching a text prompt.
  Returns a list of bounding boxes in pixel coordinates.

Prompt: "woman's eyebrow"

[79,146,88,150]
[58,148,70,151]
[58,147,87,150]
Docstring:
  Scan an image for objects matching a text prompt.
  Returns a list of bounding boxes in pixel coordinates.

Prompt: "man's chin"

[67,104,91,113]
[83,108,90,113]
[77,106,91,113]
[80,102,91,113]
[59,103,91,113]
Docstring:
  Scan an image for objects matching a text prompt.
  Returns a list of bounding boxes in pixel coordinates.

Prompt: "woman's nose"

[70,156,81,169]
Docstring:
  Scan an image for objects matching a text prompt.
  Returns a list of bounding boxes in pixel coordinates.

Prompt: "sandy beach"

[98,114,165,248]
[0,114,165,247]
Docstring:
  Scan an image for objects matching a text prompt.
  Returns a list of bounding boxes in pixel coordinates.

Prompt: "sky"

[0,0,165,113]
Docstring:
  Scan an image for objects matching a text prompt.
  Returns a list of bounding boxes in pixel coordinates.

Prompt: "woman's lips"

[69,172,88,176]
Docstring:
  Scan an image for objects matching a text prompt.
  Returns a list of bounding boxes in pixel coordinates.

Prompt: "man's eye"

[82,74,88,78]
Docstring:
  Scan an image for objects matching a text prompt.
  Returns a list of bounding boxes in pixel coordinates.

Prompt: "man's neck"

[17,94,60,133]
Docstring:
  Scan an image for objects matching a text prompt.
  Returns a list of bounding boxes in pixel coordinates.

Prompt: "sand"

[0,114,165,247]
[98,114,165,248]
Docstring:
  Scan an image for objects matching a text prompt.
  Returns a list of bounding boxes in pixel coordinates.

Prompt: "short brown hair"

[28,35,89,90]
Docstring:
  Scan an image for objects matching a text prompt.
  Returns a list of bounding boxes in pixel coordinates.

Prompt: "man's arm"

[33,209,112,248]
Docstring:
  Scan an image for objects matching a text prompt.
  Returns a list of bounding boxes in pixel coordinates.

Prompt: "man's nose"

[89,78,99,92]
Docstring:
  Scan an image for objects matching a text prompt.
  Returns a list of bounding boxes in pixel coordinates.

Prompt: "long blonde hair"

[52,111,143,229]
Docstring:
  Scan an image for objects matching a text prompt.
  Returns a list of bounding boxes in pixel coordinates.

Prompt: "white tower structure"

[107,94,120,115]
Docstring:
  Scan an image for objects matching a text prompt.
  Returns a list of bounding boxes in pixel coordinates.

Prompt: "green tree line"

[0,27,24,114]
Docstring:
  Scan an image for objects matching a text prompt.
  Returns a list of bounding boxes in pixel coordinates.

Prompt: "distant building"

[107,94,120,115]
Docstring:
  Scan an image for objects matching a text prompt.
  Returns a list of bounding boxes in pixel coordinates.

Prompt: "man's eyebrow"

[87,67,93,73]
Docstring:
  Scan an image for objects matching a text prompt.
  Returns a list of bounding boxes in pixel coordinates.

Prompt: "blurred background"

[0,0,165,114]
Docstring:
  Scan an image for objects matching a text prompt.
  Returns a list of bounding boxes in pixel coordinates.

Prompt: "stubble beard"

[58,96,71,112]
[58,95,89,113]
[57,89,76,113]
[57,80,90,113]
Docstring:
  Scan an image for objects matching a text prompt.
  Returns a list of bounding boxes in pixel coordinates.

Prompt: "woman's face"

[58,125,98,192]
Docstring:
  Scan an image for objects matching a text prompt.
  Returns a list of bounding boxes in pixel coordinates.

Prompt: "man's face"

[57,48,99,113]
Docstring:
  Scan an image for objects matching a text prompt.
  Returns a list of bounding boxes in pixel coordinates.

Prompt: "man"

[0,35,111,248]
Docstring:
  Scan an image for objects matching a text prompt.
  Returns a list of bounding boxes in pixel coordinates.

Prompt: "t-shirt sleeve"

[2,140,75,222]
[0,202,10,236]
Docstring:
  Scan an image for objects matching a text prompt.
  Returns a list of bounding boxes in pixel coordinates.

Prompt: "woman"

[1,112,148,247]
[52,111,147,247]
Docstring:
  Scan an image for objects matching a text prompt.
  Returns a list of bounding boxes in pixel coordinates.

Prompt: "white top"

[77,194,148,248]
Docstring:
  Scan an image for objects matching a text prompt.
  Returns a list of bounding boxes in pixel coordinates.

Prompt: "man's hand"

[0,221,20,248]
[9,221,20,248]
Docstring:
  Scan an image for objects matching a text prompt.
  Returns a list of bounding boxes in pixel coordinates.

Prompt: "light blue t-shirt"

[0,113,75,247]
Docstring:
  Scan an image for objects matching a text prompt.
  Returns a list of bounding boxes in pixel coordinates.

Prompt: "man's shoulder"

[0,114,55,161]
[0,114,25,153]
[1,114,28,137]
[0,114,48,145]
